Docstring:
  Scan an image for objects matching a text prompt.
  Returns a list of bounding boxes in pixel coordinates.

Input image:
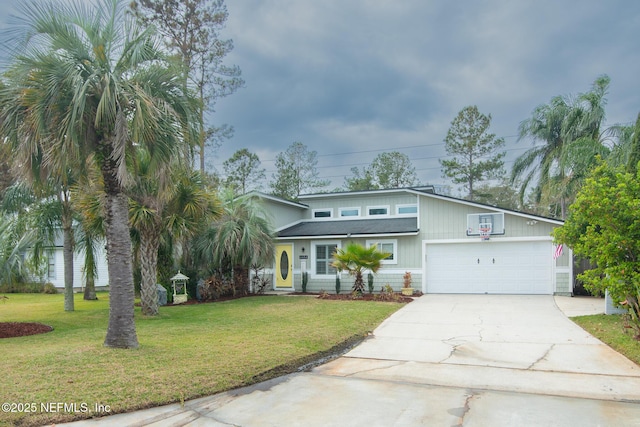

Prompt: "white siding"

[47,243,109,289]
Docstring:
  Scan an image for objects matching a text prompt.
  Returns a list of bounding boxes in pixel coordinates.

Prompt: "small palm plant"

[332,243,390,294]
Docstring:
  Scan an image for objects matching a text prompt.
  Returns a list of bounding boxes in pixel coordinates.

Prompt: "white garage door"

[425,240,553,294]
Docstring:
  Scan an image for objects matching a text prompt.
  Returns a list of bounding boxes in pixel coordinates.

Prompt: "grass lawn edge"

[571,313,640,366]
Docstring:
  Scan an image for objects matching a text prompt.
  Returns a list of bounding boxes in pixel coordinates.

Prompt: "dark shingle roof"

[277,217,418,238]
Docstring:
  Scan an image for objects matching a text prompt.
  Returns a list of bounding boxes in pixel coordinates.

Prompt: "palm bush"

[191,191,275,295]
[332,243,390,294]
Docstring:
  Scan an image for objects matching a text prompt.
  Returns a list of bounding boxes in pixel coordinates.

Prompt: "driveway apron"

[57,295,640,426]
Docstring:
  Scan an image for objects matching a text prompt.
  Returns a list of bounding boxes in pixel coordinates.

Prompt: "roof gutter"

[276,231,420,240]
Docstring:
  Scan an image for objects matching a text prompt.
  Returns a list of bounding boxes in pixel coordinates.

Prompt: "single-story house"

[256,186,572,295]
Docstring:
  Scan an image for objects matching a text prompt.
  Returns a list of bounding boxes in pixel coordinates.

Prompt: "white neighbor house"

[256,186,573,295]
[40,232,109,290]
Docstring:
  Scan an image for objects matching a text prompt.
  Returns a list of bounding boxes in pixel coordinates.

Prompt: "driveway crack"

[440,342,459,362]
[528,344,554,369]
[340,359,405,377]
[476,315,484,341]
[449,390,476,426]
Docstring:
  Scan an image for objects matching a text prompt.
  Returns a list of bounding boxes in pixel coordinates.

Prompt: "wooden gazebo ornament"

[170,271,189,304]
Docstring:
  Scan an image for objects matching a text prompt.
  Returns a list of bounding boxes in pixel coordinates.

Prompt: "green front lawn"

[572,314,640,365]
[0,293,402,426]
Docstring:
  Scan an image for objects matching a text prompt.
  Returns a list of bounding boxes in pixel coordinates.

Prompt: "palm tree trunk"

[62,218,74,311]
[353,271,365,294]
[233,265,249,296]
[560,197,567,220]
[103,191,139,349]
[84,276,97,300]
[83,231,98,300]
[199,118,205,175]
[140,227,160,316]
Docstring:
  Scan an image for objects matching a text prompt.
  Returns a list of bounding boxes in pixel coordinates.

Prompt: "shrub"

[335,275,341,294]
[367,272,374,294]
[374,284,401,302]
[251,265,271,294]
[301,271,308,293]
[199,274,234,301]
[0,282,44,293]
[42,283,58,294]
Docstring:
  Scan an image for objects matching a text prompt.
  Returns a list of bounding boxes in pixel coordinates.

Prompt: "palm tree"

[1,86,77,308]
[74,225,100,301]
[192,191,275,295]
[626,113,640,174]
[35,178,77,311]
[70,165,109,301]
[607,117,636,170]
[511,95,571,217]
[512,76,612,219]
[129,149,219,316]
[0,0,198,348]
[331,243,390,294]
[556,76,614,203]
[0,127,78,310]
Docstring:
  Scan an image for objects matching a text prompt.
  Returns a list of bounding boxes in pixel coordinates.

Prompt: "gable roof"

[277,217,418,239]
[299,187,563,225]
[247,191,308,209]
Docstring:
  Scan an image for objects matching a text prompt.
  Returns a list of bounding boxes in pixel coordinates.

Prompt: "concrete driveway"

[59,295,640,426]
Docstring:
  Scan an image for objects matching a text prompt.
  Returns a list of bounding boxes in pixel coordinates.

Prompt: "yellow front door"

[275,244,293,289]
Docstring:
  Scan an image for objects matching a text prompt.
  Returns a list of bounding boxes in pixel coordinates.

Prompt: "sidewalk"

[554,295,605,317]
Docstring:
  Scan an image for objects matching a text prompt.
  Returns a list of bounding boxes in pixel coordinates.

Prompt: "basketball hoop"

[479,223,492,241]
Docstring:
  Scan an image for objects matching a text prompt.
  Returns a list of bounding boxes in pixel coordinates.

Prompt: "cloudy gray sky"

[2,0,639,194]
[212,0,640,193]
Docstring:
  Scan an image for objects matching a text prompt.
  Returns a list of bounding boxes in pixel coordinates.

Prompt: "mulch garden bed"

[291,291,418,303]
[0,322,53,339]
[161,291,418,306]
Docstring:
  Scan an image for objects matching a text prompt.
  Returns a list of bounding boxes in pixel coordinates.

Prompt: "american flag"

[553,244,563,259]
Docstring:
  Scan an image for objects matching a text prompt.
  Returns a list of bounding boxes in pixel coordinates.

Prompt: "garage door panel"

[426,241,553,295]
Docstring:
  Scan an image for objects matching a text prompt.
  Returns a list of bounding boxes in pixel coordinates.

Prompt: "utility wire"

[213,136,528,171]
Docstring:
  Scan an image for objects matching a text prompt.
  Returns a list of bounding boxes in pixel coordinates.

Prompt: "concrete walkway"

[56,295,640,426]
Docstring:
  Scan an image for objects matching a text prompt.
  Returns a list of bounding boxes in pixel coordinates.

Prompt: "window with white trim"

[313,209,333,219]
[366,239,397,264]
[367,206,389,216]
[313,242,340,276]
[396,204,417,215]
[339,207,360,217]
[47,251,56,279]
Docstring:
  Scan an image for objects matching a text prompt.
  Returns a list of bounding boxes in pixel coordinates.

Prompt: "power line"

[214,139,536,171]
[310,144,541,171]
[259,156,531,180]
[315,142,445,158]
